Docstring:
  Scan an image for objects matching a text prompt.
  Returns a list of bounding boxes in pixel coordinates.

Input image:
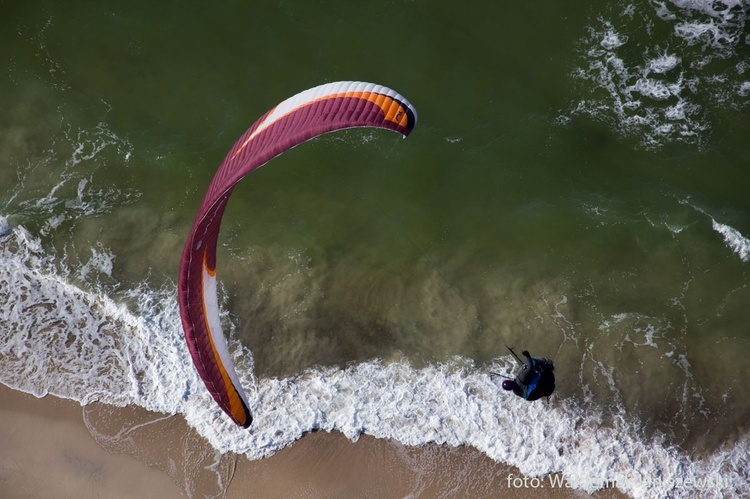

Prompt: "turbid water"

[2,1,749,497]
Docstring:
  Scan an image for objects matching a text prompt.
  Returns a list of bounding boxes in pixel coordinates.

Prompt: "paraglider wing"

[178,81,417,427]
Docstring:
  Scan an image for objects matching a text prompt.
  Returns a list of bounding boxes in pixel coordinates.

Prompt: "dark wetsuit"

[512,351,555,401]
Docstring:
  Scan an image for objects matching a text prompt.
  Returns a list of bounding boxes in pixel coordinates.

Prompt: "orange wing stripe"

[200,253,248,424]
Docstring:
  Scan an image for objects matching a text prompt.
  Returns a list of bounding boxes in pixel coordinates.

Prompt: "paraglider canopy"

[178,81,417,427]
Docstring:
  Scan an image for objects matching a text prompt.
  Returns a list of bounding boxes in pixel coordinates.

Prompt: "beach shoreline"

[0,383,629,498]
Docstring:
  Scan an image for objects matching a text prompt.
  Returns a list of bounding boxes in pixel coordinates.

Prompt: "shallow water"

[2,1,749,497]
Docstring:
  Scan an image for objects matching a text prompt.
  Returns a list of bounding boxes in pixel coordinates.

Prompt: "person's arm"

[522,350,535,368]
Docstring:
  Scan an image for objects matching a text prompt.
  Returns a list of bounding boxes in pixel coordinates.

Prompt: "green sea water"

[2,0,750,480]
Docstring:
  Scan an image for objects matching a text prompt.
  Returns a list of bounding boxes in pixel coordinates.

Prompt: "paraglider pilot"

[501,349,555,401]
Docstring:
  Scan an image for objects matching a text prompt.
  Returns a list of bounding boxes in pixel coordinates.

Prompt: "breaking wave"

[1,222,748,498]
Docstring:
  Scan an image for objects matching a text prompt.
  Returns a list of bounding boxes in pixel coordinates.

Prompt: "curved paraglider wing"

[178,81,417,427]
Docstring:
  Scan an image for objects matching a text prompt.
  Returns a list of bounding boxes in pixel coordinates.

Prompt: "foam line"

[1,226,747,498]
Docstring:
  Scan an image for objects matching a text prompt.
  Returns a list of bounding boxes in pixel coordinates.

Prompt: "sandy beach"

[0,384,180,498]
[0,384,629,499]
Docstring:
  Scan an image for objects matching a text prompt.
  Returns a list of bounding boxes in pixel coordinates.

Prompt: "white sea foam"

[563,0,750,148]
[1,225,748,498]
[685,201,750,262]
[711,219,750,262]
[0,226,188,409]
[649,53,681,74]
[0,216,10,236]
[4,120,137,237]
[601,313,664,349]
[600,29,628,50]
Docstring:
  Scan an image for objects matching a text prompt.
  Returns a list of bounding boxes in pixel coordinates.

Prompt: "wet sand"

[0,384,629,498]
[0,384,181,499]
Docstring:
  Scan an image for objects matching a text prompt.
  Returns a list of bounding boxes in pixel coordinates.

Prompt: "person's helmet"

[502,379,515,391]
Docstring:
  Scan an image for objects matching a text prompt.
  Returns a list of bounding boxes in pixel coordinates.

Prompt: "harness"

[515,357,554,400]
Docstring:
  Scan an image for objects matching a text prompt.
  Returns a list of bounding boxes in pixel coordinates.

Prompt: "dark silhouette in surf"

[497,347,555,402]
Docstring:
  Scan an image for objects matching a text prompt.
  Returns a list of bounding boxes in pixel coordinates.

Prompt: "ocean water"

[1,1,749,497]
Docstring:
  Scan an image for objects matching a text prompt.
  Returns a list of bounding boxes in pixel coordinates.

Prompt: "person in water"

[502,349,555,401]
